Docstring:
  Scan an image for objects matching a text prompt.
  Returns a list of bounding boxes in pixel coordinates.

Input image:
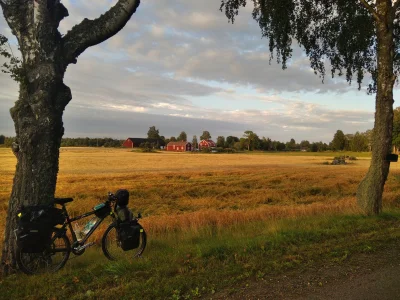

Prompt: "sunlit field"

[2,147,400,298]
[1,147,400,245]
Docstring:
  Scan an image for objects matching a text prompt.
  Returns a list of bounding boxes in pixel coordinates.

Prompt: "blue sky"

[0,0,392,143]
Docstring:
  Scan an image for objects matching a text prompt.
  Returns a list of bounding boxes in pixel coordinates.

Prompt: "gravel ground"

[211,239,400,300]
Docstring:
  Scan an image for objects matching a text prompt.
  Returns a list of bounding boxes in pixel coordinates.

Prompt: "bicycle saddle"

[53,198,74,204]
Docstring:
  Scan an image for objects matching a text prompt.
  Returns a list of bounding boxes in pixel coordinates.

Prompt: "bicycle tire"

[16,229,71,275]
[102,223,146,261]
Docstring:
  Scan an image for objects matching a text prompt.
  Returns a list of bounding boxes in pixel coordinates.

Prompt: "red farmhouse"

[166,141,192,152]
[198,139,216,150]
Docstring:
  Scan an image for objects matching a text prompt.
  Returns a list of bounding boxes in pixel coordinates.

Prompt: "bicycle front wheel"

[102,223,146,261]
[16,229,71,275]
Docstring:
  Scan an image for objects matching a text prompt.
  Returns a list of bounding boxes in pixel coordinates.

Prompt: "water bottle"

[74,223,83,241]
[82,217,98,235]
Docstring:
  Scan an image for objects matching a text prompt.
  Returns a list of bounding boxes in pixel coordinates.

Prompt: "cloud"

[0,0,378,143]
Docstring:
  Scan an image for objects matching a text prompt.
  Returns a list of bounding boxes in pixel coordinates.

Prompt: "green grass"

[2,209,400,299]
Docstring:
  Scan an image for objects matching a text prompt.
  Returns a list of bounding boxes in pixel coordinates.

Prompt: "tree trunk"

[0,1,71,274]
[1,75,71,274]
[357,1,395,215]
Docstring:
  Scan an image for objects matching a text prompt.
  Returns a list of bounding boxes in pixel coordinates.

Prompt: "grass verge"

[1,209,400,299]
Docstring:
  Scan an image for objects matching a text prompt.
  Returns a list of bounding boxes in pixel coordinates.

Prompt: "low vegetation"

[0,148,399,298]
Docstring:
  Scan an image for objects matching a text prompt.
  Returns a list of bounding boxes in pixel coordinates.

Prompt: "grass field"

[1,148,400,299]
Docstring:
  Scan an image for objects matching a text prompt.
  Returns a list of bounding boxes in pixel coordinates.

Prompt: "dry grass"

[1,147,400,244]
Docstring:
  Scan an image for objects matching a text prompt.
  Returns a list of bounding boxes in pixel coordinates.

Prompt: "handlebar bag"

[94,203,111,218]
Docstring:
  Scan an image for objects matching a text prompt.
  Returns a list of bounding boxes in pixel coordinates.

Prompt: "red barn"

[123,138,147,148]
[166,141,192,152]
[198,139,216,150]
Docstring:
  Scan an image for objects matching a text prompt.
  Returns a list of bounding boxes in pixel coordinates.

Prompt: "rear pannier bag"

[16,205,65,253]
[118,221,141,251]
[115,189,129,207]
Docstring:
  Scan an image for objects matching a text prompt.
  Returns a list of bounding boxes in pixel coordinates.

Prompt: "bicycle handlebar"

[107,192,117,202]
[107,191,142,219]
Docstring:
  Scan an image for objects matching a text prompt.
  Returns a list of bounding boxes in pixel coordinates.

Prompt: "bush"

[140,148,156,153]
[331,156,346,165]
[224,148,237,153]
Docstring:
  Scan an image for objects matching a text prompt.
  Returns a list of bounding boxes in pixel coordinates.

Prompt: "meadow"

[1,148,400,299]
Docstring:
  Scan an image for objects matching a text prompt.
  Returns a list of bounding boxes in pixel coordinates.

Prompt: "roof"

[199,139,216,146]
[167,141,192,146]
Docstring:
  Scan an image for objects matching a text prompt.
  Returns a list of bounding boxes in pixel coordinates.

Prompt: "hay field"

[1,147,400,240]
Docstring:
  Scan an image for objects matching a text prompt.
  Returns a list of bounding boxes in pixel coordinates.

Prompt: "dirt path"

[212,239,400,299]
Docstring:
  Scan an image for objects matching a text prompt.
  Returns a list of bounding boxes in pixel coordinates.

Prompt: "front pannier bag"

[118,221,141,251]
[16,205,65,253]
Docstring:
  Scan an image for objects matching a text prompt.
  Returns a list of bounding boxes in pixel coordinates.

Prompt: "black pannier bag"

[115,189,129,207]
[118,221,141,251]
[116,205,140,251]
[16,205,65,253]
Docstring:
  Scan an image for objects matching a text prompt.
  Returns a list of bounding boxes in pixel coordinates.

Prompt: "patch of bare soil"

[210,239,400,300]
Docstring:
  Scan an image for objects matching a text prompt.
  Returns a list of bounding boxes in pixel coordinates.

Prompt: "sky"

[0,0,396,143]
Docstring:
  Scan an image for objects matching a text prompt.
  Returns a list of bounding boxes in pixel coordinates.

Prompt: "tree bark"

[1,80,70,274]
[357,0,395,215]
[0,0,140,275]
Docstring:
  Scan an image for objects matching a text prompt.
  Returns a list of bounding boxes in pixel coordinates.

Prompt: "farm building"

[166,141,192,152]
[198,139,216,150]
[123,138,165,149]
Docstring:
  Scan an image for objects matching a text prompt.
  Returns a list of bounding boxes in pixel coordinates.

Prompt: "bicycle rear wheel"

[102,223,146,261]
[16,229,71,275]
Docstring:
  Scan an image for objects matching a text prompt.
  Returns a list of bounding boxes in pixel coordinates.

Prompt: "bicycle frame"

[59,204,116,247]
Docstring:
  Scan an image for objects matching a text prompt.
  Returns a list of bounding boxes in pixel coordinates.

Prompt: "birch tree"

[220,0,400,215]
[0,0,140,274]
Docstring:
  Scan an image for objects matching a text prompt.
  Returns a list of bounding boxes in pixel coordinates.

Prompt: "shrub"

[331,156,346,165]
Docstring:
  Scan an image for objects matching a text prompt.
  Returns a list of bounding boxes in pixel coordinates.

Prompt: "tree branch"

[359,0,381,22]
[62,0,140,65]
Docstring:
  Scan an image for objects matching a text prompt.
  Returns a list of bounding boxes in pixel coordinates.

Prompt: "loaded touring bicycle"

[15,189,146,275]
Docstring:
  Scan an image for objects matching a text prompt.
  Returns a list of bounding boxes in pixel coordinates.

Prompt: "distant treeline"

[0,136,123,148]
[61,137,124,147]
[0,136,15,147]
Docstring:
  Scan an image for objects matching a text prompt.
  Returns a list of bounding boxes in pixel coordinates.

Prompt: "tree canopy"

[192,135,198,149]
[243,130,259,150]
[216,136,226,147]
[220,0,400,214]
[331,130,346,151]
[220,0,399,91]
[177,131,187,142]
[200,131,212,140]
[147,126,161,140]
